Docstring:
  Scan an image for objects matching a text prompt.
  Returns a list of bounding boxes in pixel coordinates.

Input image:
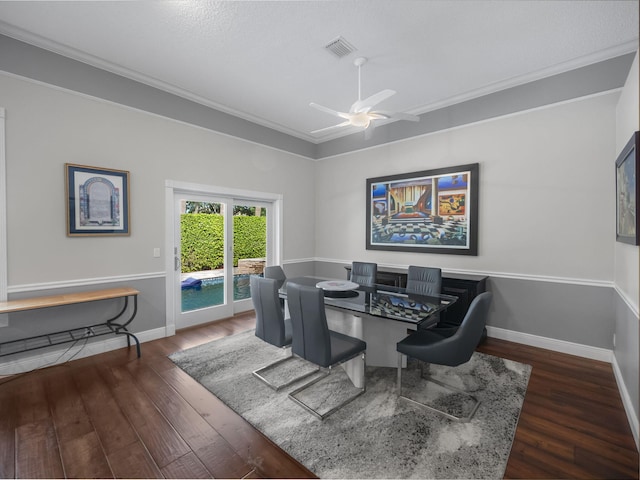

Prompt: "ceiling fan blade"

[364,122,376,140]
[310,102,350,120]
[310,120,352,134]
[351,89,396,113]
[375,111,420,122]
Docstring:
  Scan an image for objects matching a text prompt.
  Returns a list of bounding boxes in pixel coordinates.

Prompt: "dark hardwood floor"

[0,311,637,479]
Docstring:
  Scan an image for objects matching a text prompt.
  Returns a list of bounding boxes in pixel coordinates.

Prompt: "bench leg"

[119,331,141,358]
[108,295,141,358]
[111,325,140,358]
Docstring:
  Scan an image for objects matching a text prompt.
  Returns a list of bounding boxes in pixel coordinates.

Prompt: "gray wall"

[0,34,316,159]
[313,91,619,350]
[0,71,316,286]
[0,34,635,161]
[0,277,164,369]
[311,261,615,349]
[4,278,165,338]
[315,53,636,159]
[613,50,639,440]
[0,62,315,371]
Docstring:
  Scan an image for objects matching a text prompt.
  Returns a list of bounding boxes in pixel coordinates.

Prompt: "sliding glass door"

[171,188,275,330]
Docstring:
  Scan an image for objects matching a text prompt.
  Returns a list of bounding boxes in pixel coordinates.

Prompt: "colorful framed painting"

[65,163,130,236]
[366,163,479,255]
[615,132,638,245]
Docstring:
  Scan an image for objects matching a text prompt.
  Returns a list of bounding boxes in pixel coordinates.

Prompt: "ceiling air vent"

[324,36,356,58]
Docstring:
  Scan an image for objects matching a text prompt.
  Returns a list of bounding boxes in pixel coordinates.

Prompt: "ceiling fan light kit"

[310,57,419,138]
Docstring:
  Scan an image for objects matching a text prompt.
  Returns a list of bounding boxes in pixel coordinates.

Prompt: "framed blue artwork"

[366,163,479,255]
[616,132,638,245]
[65,163,130,236]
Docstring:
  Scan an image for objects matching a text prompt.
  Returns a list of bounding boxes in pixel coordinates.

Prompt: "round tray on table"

[316,280,360,298]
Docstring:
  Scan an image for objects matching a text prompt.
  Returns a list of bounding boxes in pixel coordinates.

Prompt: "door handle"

[175,256,180,271]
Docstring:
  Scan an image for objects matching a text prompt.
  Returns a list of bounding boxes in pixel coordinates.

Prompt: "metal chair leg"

[289,353,366,420]
[397,354,480,422]
[252,348,319,391]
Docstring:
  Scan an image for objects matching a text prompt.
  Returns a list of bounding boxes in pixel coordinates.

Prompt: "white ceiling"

[0,1,637,144]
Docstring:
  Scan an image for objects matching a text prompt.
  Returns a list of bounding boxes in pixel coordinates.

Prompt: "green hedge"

[180,213,266,272]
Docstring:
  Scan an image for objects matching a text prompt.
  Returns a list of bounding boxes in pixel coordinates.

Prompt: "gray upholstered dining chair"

[406,265,441,296]
[264,265,286,288]
[250,276,317,390]
[407,265,459,335]
[286,282,367,420]
[396,291,493,422]
[350,261,377,286]
[407,265,443,329]
[264,264,287,311]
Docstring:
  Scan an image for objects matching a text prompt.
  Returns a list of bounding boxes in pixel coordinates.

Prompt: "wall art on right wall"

[615,131,639,245]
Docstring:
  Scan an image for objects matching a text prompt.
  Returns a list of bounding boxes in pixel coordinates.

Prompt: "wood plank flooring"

[0,311,637,479]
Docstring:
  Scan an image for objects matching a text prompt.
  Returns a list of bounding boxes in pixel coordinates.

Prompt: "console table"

[344,266,487,328]
[0,287,141,358]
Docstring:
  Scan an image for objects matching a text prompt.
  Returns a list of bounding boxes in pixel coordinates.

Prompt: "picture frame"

[366,163,479,255]
[615,131,638,245]
[65,163,130,236]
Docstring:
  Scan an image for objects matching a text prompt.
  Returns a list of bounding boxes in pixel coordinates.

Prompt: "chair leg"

[289,353,366,420]
[252,348,319,391]
[397,352,404,395]
[397,358,480,422]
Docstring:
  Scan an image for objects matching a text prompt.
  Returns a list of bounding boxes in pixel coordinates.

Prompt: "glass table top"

[280,276,458,326]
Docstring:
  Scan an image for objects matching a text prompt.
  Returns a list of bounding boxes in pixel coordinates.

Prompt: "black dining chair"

[250,276,317,390]
[396,291,493,422]
[286,282,367,420]
[350,261,377,286]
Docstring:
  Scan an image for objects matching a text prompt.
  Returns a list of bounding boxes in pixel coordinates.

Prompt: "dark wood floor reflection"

[0,311,637,479]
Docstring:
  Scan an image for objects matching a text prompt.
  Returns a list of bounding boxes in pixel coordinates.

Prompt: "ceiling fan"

[310,57,420,139]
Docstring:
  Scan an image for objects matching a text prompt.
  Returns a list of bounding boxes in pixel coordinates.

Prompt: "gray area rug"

[169,330,531,479]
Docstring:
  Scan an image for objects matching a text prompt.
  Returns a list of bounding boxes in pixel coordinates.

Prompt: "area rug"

[169,330,531,479]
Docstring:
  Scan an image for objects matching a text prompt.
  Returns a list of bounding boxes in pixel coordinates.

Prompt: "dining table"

[279,276,458,388]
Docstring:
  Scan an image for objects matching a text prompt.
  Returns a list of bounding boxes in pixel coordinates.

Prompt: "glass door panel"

[232,201,269,310]
[181,200,225,311]
[175,194,232,329]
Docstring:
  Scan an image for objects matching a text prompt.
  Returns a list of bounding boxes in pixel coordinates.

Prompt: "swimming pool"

[181,274,253,312]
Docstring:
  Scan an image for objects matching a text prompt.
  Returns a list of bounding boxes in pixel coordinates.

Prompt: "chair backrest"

[286,283,332,367]
[448,292,493,365]
[406,266,442,296]
[264,265,286,288]
[350,261,377,286]
[251,276,288,347]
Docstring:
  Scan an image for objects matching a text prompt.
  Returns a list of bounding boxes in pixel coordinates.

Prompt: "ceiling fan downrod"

[354,57,367,103]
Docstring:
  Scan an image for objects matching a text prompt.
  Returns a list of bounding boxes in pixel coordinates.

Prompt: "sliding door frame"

[164,180,283,336]
[0,108,6,327]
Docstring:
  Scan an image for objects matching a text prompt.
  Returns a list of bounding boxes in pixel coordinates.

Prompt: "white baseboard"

[486,326,612,362]
[488,326,640,452]
[0,326,168,376]
[612,354,640,451]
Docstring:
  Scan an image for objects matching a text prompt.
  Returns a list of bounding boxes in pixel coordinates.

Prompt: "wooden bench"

[0,287,141,358]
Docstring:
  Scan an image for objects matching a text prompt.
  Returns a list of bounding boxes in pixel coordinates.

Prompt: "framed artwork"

[615,131,638,245]
[65,163,130,236]
[366,163,479,255]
